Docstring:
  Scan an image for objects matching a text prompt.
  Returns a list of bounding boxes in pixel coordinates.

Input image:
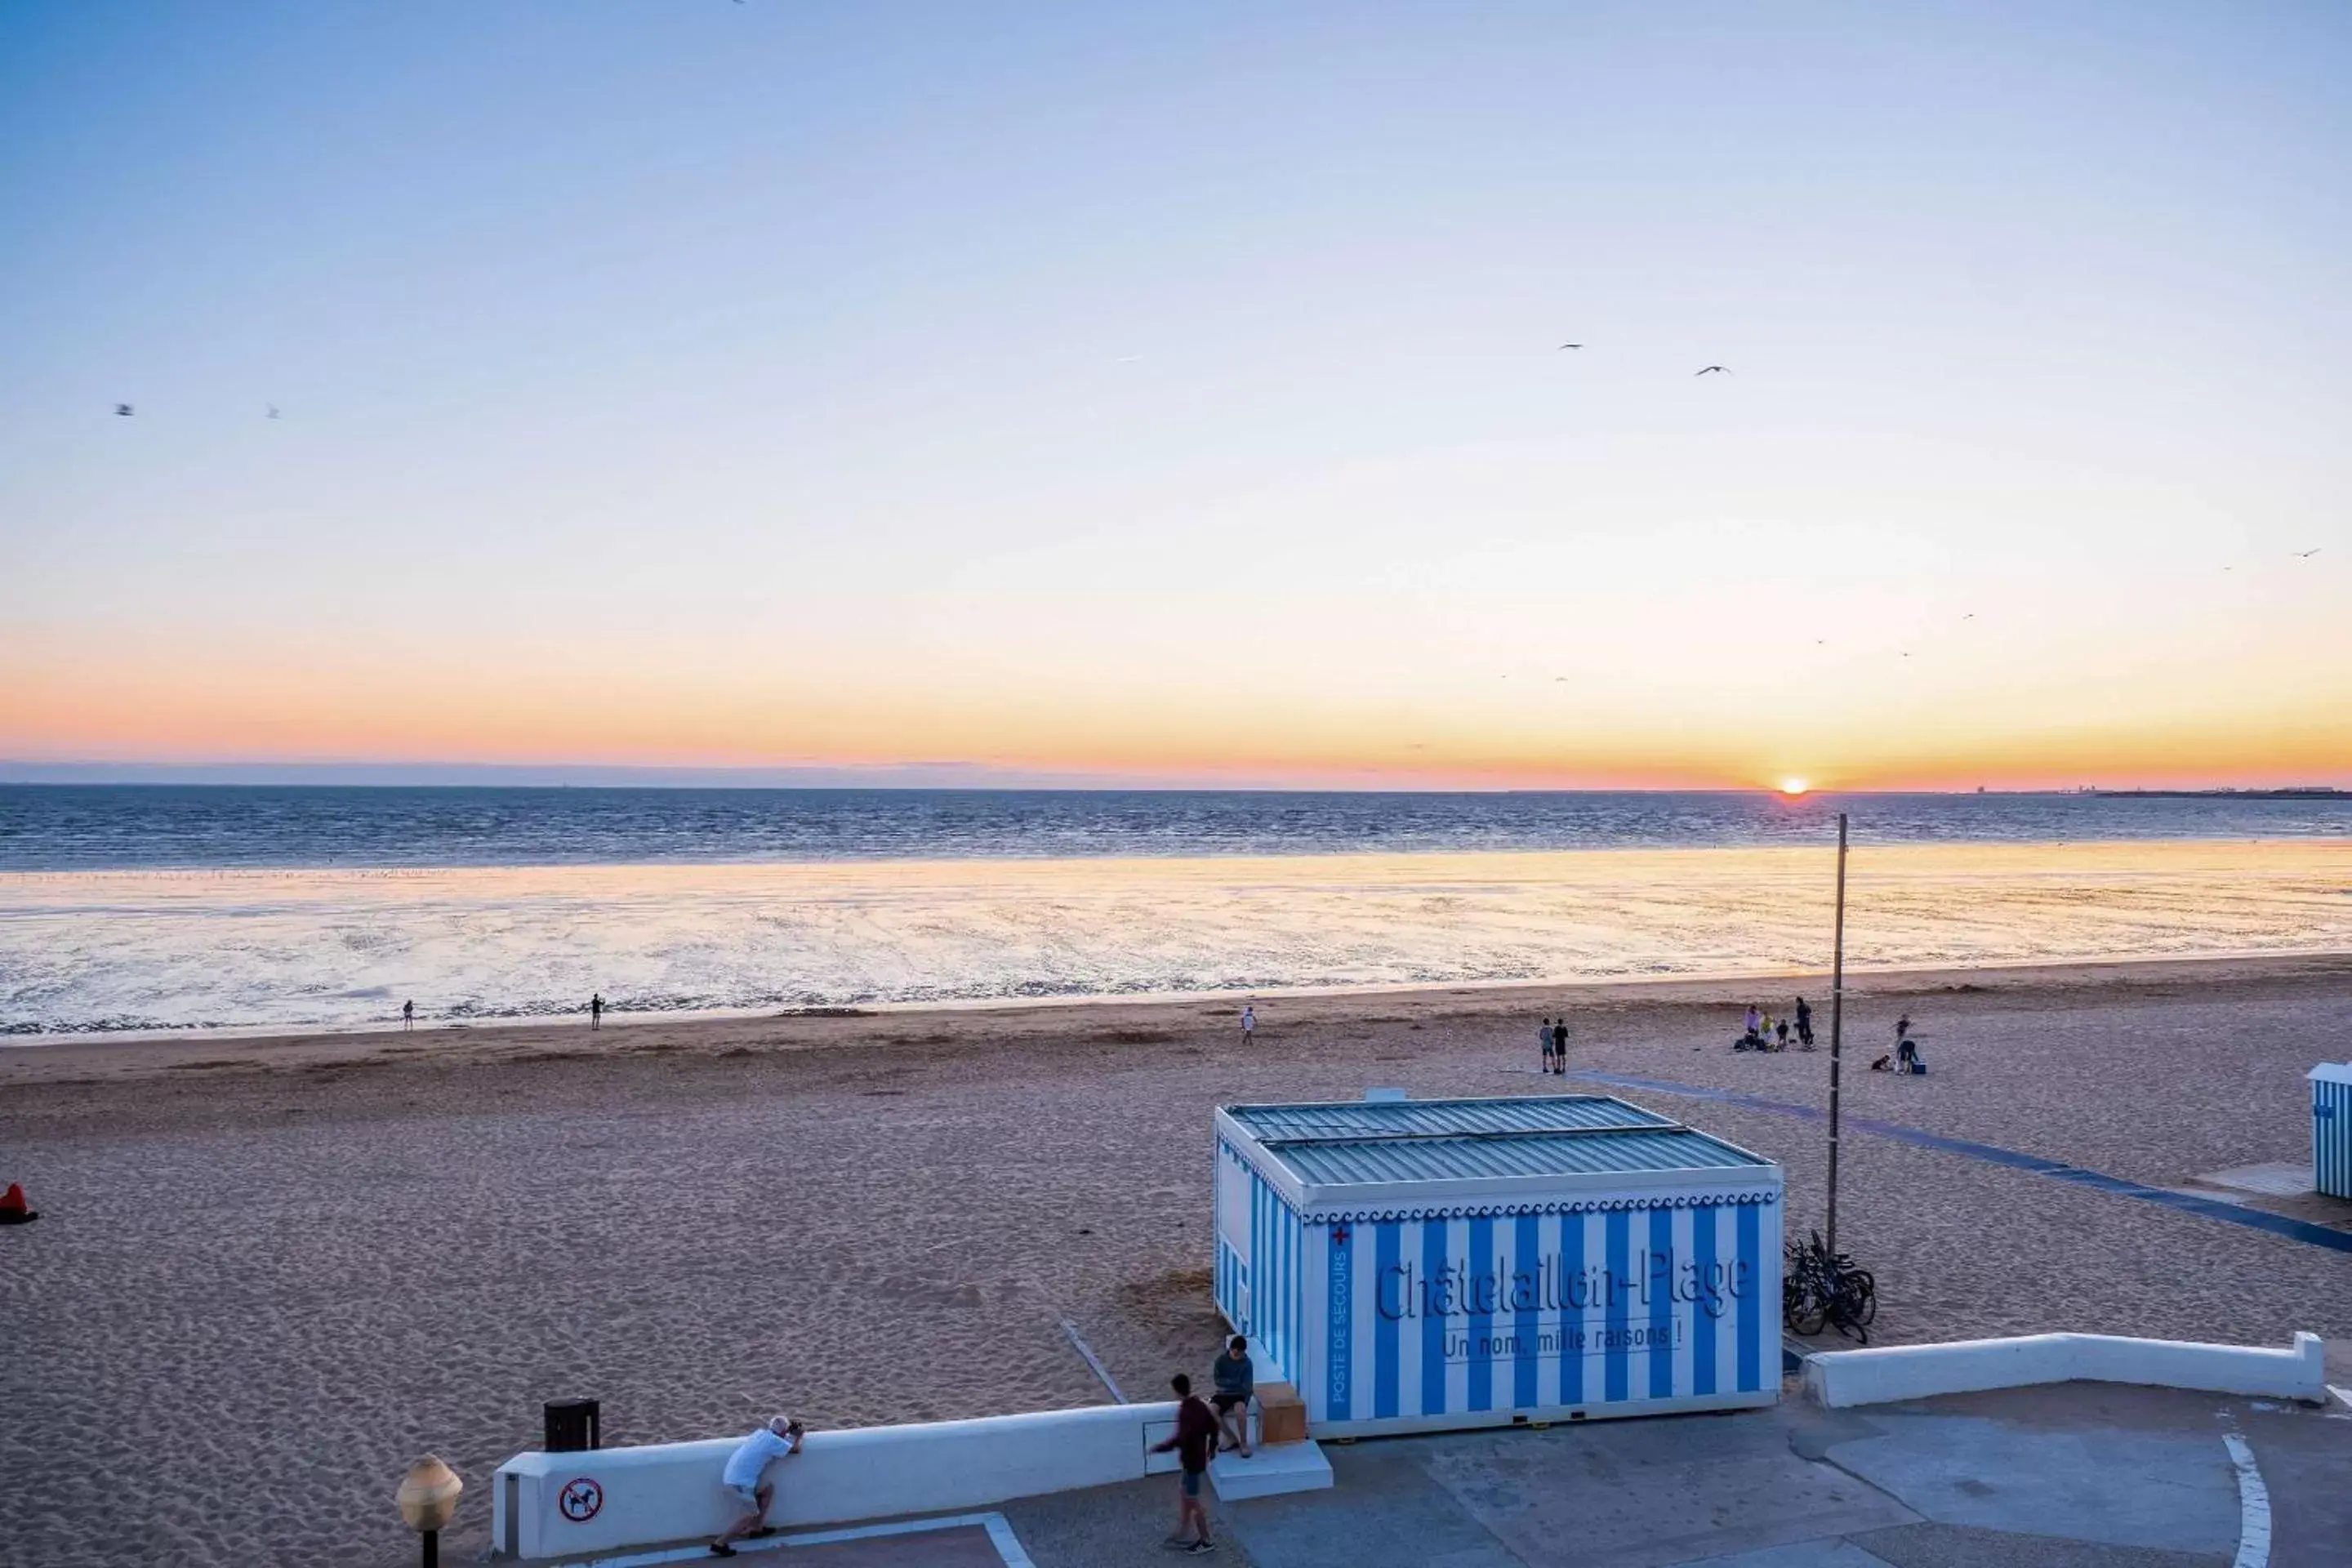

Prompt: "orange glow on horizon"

[4,634,2349,793]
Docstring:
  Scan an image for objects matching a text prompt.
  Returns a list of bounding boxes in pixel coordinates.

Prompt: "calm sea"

[5,786,2348,871]
[2,788,2346,1037]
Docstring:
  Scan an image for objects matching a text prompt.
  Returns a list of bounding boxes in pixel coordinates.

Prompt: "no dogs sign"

[559,1477,603,1522]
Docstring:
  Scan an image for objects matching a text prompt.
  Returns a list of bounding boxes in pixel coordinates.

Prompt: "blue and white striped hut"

[2313,1063,2352,1200]
[1214,1094,1783,1438]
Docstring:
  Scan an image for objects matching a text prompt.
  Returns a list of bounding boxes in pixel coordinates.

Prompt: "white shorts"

[726,1482,764,1514]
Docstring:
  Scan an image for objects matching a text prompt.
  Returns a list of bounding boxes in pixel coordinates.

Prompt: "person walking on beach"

[1241,1003,1255,1043]
[1151,1374,1219,1553]
[1212,1335,1255,1458]
[402,1000,414,1031]
[1794,996,1813,1049]
[1550,1017,1569,1075]
[710,1414,802,1556]
[590,991,605,1030]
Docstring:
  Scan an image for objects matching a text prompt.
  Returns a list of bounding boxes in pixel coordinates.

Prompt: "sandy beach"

[4,954,2350,1566]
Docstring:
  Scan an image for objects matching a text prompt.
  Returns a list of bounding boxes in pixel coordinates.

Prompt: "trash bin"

[543,1398,600,1453]
[2312,1064,2352,1200]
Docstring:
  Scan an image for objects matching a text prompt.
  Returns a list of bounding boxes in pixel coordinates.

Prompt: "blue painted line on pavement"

[1570,1069,2352,1256]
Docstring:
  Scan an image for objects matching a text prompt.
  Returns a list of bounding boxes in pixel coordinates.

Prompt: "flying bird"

[1695,365,1731,376]
[1557,342,1583,350]
[1962,613,1975,621]
[114,403,133,416]
[2294,548,2322,559]
[266,403,280,419]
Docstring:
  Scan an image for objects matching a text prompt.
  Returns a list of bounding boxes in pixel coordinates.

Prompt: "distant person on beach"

[1539,1017,1555,1073]
[1150,1374,1219,1553]
[1794,997,1813,1049]
[1744,1004,1762,1043]
[1241,1004,1255,1042]
[402,1000,414,1031]
[1774,1017,1789,1051]
[1212,1335,1255,1457]
[1897,1032,1922,1075]
[1895,1012,1910,1045]
[591,992,605,1029]
[710,1414,802,1556]
[1550,1017,1568,1075]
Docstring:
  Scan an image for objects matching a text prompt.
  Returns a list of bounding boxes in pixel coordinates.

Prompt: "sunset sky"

[3,2,2349,791]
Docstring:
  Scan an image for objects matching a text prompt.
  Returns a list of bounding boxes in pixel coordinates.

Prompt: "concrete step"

[1210,1440,1334,1502]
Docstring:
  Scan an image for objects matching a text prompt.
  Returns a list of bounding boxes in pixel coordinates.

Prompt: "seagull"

[1695,365,1731,376]
[1113,355,1143,364]
[1962,613,1975,621]
[1557,342,1583,350]
[2295,548,2322,559]
[265,403,280,419]
[114,403,133,416]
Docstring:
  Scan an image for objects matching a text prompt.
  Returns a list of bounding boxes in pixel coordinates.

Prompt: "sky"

[3,2,2349,791]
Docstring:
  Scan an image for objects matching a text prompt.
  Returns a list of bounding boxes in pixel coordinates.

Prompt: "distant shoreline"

[2091,787,2350,800]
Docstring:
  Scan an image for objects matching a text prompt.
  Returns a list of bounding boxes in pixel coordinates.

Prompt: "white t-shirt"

[723,1428,797,1489]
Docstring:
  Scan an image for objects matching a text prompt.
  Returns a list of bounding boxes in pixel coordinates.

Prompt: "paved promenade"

[998,1382,2350,1568]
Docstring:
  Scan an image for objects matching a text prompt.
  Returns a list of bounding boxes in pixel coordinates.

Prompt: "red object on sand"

[0,1182,37,1223]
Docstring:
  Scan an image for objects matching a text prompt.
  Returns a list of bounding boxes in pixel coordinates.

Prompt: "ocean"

[2,787,2347,1037]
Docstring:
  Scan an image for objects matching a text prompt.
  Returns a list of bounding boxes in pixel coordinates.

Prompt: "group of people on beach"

[1536,1016,1571,1073]
[1730,1000,1929,1074]
[707,1336,1258,1557]
[1870,1012,1927,1075]
[1735,998,1814,1051]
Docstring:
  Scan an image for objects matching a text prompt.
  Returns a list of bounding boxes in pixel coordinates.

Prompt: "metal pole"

[1826,811,1848,1257]
[421,1530,439,1568]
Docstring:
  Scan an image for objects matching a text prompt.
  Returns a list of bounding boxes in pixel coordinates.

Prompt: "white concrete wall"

[493,1402,1182,1561]
[1802,1331,2326,1410]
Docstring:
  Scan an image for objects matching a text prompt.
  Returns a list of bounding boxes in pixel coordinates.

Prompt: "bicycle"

[1782,1230,1876,1341]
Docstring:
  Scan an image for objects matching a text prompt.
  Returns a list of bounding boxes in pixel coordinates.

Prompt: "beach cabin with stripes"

[2313,1063,2352,1200]
[1214,1094,1783,1438]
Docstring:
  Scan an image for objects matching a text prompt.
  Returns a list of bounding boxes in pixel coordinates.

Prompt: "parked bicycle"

[1782,1230,1877,1341]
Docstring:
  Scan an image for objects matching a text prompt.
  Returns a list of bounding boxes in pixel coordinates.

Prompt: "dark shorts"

[1181,1467,1205,1496]
[1211,1392,1247,1414]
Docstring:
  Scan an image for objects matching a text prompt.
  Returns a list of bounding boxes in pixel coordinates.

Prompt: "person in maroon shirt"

[1150,1373,1219,1553]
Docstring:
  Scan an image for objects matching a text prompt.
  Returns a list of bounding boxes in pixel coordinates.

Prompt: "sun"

[1780,777,1809,797]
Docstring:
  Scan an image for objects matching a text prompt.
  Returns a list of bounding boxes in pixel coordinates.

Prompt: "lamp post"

[1825,811,1849,1257]
[396,1454,462,1567]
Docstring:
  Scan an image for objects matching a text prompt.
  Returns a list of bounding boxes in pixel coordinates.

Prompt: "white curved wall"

[1802,1331,2325,1410]
[493,1401,1182,1561]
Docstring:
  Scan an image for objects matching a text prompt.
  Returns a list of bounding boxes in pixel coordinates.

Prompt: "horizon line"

[2,760,2346,795]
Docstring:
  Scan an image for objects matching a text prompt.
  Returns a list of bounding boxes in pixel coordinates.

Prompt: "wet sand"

[3,954,2349,1566]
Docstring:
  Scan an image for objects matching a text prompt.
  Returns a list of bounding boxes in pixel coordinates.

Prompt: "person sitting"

[1774,1018,1790,1051]
[1211,1335,1255,1457]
